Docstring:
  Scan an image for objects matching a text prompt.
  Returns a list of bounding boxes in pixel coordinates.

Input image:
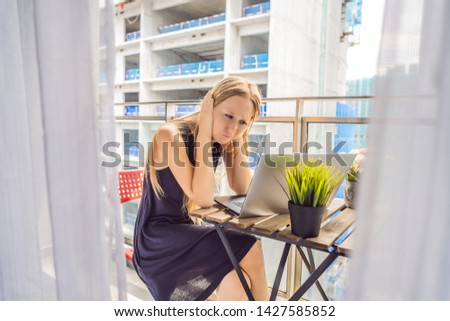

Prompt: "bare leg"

[216,269,251,301]
[216,240,269,301]
[239,240,269,301]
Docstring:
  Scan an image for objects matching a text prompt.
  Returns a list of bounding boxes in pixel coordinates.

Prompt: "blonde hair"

[146,76,262,212]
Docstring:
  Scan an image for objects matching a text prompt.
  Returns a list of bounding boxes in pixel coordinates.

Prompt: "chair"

[118,169,145,267]
[118,169,144,203]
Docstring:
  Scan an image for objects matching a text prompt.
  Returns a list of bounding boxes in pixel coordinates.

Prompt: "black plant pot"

[288,202,325,238]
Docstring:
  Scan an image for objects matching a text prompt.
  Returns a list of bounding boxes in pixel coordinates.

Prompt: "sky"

[346,0,386,79]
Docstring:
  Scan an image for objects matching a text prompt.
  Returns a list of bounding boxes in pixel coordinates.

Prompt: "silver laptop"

[214,153,357,218]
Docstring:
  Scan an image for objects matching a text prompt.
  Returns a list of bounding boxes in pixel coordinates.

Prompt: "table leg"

[269,243,291,301]
[306,248,329,300]
[296,246,329,300]
[296,245,329,301]
[307,248,316,270]
[214,223,255,301]
[289,251,338,301]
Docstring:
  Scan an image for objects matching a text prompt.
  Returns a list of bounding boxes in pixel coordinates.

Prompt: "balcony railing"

[115,95,372,153]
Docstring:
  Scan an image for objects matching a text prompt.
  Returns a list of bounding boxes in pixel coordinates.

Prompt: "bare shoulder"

[153,123,186,167]
[154,123,180,144]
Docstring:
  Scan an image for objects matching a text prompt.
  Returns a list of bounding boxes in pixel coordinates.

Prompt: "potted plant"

[278,160,343,238]
[344,150,366,209]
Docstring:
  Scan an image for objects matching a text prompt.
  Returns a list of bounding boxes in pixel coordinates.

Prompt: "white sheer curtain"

[348,0,450,300]
[0,0,126,300]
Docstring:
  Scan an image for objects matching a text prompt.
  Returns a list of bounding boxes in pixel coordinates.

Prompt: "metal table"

[190,199,355,301]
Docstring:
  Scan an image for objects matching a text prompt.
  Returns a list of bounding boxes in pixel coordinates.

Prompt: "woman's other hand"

[198,90,214,139]
[232,135,245,146]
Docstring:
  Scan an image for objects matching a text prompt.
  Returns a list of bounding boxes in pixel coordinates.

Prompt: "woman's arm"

[225,137,253,195]
[191,91,216,207]
[153,92,216,208]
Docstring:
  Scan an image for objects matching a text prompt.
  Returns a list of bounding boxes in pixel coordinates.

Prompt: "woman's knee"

[216,269,252,300]
[224,269,252,290]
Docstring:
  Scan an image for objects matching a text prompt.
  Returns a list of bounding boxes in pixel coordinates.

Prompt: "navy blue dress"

[132,129,257,301]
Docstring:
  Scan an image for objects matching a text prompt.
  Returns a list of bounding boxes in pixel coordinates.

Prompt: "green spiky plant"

[346,151,365,183]
[346,165,359,183]
[277,160,344,207]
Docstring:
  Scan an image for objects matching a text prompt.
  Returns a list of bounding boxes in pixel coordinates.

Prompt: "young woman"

[133,76,269,301]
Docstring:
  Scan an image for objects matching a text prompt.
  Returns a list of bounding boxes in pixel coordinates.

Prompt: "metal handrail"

[113,95,373,106]
[301,116,370,152]
[115,96,373,154]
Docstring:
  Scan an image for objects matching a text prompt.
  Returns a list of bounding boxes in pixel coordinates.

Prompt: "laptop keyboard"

[233,201,244,208]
